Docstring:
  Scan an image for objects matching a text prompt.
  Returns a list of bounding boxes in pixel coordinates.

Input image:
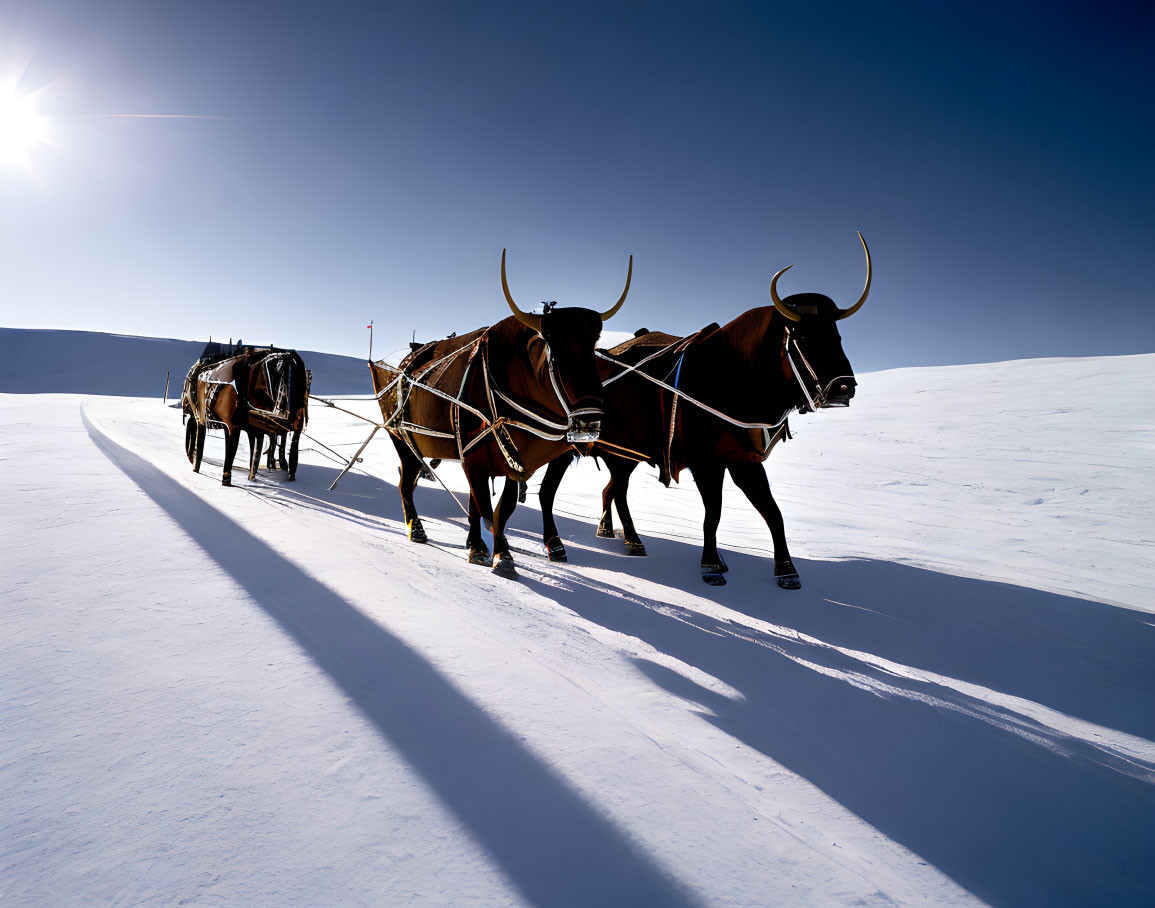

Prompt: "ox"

[537,234,871,588]
[372,250,631,577]
[182,343,311,485]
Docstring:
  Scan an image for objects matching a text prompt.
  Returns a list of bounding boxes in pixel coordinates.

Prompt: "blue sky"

[1,0,1151,370]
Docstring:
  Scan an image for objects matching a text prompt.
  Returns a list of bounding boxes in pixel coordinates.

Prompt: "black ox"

[537,234,871,588]
[372,250,631,578]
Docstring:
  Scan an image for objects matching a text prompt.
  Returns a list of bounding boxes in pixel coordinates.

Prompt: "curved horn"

[600,255,633,322]
[501,248,542,334]
[770,263,802,323]
[834,231,871,321]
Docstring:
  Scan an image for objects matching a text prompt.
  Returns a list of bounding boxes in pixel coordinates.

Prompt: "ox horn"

[834,231,871,321]
[600,255,633,322]
[501,248,542,334]
[769,264,802,323]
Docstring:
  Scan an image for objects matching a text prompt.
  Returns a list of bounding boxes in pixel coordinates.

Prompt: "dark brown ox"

[538,234,871,589]
[372,250,631,577]
[182,343,311,485]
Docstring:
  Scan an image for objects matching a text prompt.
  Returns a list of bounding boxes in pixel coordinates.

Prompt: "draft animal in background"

[182,343,310,485]
[372,249,631,577]
[538,233,871,589]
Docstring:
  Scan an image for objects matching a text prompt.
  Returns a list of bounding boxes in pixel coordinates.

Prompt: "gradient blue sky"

[1,0,1151,370]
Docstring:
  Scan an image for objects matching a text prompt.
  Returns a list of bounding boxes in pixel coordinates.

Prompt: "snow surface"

[2,349,1154,906]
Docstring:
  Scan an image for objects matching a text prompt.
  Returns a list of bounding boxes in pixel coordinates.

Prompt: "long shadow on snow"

[279,460,1155,744]
[513,559,1155,907]
[235,458,1155,902]
[85,415,698,908]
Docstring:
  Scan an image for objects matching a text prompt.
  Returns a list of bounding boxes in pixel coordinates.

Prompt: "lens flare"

[0,87,49,167]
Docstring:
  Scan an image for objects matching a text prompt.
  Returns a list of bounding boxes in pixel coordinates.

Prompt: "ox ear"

[834,232,871,321]
[600,255,633,322]
[501,249,543,334]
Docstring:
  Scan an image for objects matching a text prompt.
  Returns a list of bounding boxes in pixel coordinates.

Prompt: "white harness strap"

[784,332,818,411]
[595,350,792,433]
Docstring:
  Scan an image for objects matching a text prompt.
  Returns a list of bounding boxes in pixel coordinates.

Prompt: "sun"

[0,87,50,167]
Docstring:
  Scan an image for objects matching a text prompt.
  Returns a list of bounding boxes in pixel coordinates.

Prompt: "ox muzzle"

[565,404,603,443]
[819,375,857,408]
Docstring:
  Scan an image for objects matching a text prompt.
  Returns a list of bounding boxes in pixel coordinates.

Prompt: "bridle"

[783,327,854,411]
[540,307,604,436]
[487,314,604,444]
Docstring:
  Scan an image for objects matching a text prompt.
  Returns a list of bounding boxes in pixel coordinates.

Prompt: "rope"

[396,429,472,519]
[311,395,384,427]
[597,350,792,433]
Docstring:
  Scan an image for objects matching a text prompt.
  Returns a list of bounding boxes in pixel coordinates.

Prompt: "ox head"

[769,232,871,410]
[501,249,632,442]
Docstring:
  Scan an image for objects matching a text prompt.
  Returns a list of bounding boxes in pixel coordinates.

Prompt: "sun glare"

[0,87,50,167]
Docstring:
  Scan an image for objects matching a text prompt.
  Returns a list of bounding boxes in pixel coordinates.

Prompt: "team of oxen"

[181,235,870,587]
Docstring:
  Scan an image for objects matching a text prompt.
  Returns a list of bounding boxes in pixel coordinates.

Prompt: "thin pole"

[163,371,170,404]
[327,424,380,491]
[367,320,373,362]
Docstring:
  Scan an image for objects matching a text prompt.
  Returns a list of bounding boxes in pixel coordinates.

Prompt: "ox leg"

[185,419,198,465]
[248,431,264,481]
[490,478,521,578]
[600,466,619,538]
[186,419,207,472]
[691,462,728,585]
[222,428,242,486]
[465,489,490,565]
[728,462,800,590]
[462,462,494,567]
[539,452,574,562]
[287,430,301,481]
[390,436,427,543]
[266,434,277,470]
[606,456,646,556]
[193,424,206,473]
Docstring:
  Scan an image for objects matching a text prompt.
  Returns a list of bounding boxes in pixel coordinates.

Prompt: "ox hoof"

[774,559,801,590]
[544,537,568,562]
[492,554,517,578]
[406,518,428,544]
[468,548,492,567]
[701,556,728,586]
[287,474,296,482]
[701,569,727,586]
[624,541,647,556]
[222,475,232,487]
[596,523,615,539]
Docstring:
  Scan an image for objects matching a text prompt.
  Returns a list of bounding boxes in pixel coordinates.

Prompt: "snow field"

[2,352,1153,905]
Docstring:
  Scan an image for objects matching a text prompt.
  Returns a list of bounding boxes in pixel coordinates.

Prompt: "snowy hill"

[2,350,1153,905]
[0,327,371,396]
